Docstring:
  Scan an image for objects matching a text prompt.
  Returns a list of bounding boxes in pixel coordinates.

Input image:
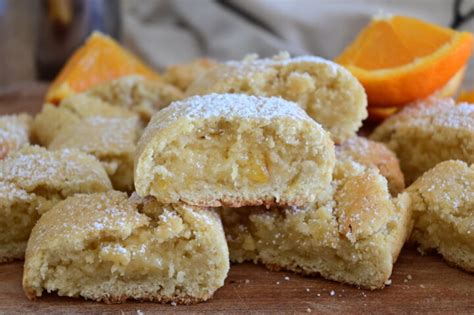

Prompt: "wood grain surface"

[0,83,473,314]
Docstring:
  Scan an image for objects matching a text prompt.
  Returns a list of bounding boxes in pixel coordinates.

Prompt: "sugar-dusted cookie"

[49,116,141,191]
[86,75,183,122]
[186,53,367,143]
[23,191,229,304]
[135,94,335,207]
[33,95,135,146]
[0,146,111,262]
[33,75,182,147]
[220,160,411,289]
[407,160,474,272]
[371,98,474,184]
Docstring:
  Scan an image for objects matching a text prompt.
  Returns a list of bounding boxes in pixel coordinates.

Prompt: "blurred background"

[0,0,473,88]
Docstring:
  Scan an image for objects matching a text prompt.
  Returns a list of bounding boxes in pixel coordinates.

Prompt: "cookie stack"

[0,53,472,305]
[132,67,411,290]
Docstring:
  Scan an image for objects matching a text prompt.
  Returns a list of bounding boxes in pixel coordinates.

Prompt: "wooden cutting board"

[0,83,472,314]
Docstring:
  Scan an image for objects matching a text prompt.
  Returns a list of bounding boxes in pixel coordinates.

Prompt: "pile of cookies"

[0,53,472,304]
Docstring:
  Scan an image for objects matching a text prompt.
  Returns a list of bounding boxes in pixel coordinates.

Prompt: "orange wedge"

[458,89,474,103]
[46,31,160,104]
[336,15,473,107]
[368,107,399,122]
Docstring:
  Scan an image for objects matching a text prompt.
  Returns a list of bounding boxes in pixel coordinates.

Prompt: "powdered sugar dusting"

[29,192,146,252]
[376,98,474,132]
[225,52,342,77]
[409,160,474,218]
[0,181,33,209]
[166,94,312,122]
[137,93,326,172]
[0,145,111,194]
[49,116,139,155]
[0,114,31,159]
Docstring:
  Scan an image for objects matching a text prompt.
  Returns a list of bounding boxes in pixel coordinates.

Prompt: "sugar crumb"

[330,290,336,296]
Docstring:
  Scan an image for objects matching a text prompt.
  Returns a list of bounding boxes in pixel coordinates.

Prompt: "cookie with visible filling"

[135,94,335,207]
[23,191,229,304]
[220,160,411,289]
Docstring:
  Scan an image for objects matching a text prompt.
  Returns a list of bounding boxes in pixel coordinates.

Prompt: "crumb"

[420,284,425,288]
[276,281,280,285]
[317,293,321,297]
[245,279,250,284]
[330,290,336,296]
[306,288,310,292]
[407,275,412,280]
[306,308,312,313]
[170,302,177,306]
[284,276,290,281]
[385,279,392,285]
[137,311,144,315]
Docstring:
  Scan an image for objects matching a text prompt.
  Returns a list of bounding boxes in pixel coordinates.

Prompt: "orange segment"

[434,66,466,98]
[368,107,399,122]
[336,15,473,107]
[458,89,474,103]
[46,31,160,104]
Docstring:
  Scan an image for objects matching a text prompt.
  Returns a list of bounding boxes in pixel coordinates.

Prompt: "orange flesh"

[338,16,453,70]
[46,32,160,104]
[336,15,473,107]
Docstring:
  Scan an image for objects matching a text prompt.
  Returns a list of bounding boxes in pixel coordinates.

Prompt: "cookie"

[23,191,229,304]
[33,95,135,146]
[220,160,411,289]
[86,75,183,122]
[371,98,474,184]
[0,146,112,262]
[135,94,335,207]
[163,58,218,91]
[407,160,474,272]
[49,116,141,191]
[186,53,367,143]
